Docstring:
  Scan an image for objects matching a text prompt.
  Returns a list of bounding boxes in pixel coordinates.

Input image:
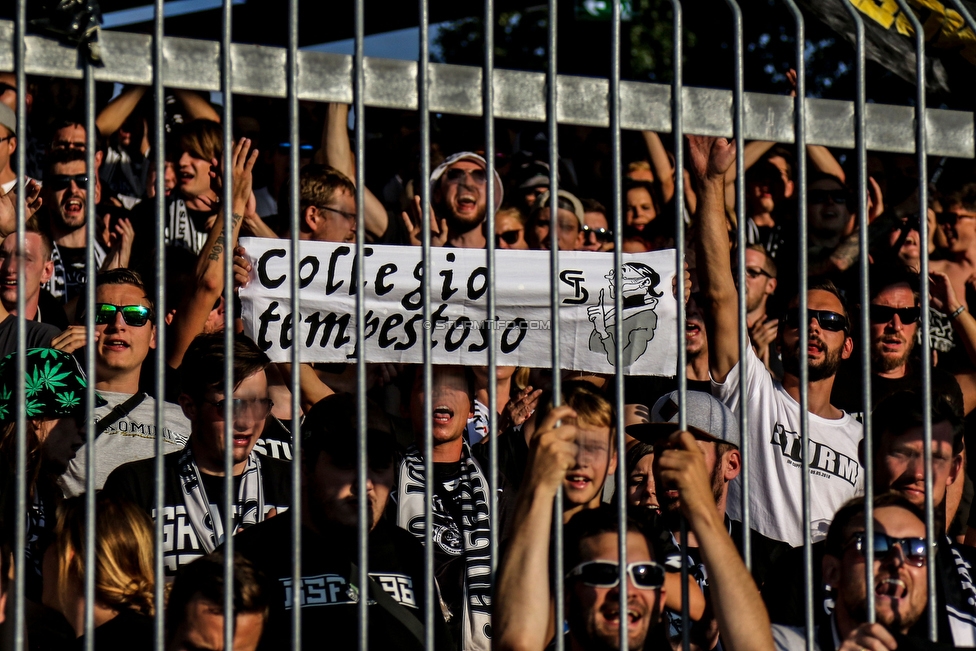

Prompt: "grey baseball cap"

[626,390,739,448]
[0,104,15,135]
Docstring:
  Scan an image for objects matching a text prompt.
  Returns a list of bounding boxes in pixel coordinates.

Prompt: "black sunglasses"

[783,308,848,332]
[496,229,522,246]
[891,216,921,233]
[847,531,928,568]
[95,303,153,327]
[582,225,613,243]
[445,168,487,185]
[204,397,275,420]
[869,304,920,325]
[936,211,976,226]
[808,188,850,206]
[566,560,665,590]
[47,174,89,191]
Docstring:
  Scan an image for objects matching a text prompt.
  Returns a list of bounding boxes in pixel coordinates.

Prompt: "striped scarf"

[396,443,492,651]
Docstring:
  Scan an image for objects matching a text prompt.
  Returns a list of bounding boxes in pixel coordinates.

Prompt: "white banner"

[238,237,678,375]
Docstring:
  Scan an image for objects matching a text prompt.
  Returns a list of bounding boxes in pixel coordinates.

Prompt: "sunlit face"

[94,282,157,379]
[567,531,664,651]
[436,160,487,227]
[0,125,14,178]
[410,366,472,448]
[869,283,917,374]
[877,421,960,509]
[177,150,214,200]
[167,596,264,651]
[766,155,794,199]
[654,438,719,515]
[45,159,90,232]
[305,449,394,531]
[826,506,927,635]
[181,371,269,468]
[583,211,612,252]
[313,189,357,244]
[780,289,853,382]
[564,422,616,508]
[686,294,706,357]
[628,453,658,511]
[533,206,583,251]
[0,232,53,310]
[625,188,656,231]
[939,205,976,254]
[742,248,775,313]
[50,124,86,153]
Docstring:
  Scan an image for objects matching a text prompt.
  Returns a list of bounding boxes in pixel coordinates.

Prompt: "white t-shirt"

[59,390,190,497]
[712,346,864,546]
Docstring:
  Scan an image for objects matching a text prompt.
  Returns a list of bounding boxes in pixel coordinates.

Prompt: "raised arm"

[317,102,391,239]
[494,405,579,651]
[173,89,221,123]
[641,131,676,204]
[689,135,739,382]
[656,432,774,651]
[167,138,257,368]
[96,85,148,138]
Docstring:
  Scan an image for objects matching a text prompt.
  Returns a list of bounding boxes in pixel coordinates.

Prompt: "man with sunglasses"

[737,244,781,377]
[103,333,290,576]
[869,388,976,646]
[773,494,945,651]
[581,199,614,253]
[931,184,976,316]
[529,189,586,252]
[690,134,864,548]
[58,269,191,497]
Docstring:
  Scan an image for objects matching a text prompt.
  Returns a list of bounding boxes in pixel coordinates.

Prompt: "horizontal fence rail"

[0,19,973,157]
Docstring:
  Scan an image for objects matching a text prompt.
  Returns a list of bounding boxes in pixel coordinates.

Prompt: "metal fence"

[3,0,976,649]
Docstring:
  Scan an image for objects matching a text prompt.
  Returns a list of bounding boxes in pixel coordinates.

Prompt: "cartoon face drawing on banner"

[587,262,663,366]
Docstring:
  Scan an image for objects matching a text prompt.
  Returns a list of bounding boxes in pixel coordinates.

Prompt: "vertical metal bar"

[353,0,369,646]
[779,3,811,650]
[153,0,168,648]
[890,0,934,640]
[287,0,303,649]
[667,3,690,649]
[220,1,236,649]
[484,0,500,582]
[722,0,750,575]
[83,61,98,651]
[12,1,27,649]
[546,1,565,650]
[418,0,435,646]
[839,0,875,625]
[609,2,628,650]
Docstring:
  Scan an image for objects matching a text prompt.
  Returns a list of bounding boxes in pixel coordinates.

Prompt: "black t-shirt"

[830,361,963,421]
[72,608,154,651]
[101,450,291,577]
[0,314,61,359]
[233,511,452,651]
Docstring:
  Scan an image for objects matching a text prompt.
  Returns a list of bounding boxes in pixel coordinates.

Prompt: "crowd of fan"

[0,66,975,651]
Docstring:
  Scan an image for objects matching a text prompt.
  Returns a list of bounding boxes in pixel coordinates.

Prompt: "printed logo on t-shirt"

[282,572,417,609]
[770,423,859,486]
[97,418,188,446]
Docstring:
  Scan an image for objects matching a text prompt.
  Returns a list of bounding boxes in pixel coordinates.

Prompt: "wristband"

[950,305,966,320]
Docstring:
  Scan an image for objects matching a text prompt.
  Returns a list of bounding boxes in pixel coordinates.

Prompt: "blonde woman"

[40,494,155,649]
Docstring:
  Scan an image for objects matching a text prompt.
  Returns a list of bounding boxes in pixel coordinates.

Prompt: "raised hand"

[687,135,736,182]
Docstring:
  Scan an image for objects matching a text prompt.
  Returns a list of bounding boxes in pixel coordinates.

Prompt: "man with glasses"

[581,198,614,252]
[58,269,190,496]
[870,388,976,646]
[103,333,290,576]
[495,206,530,250]
[931,184,976,314]
[690,134,863,548]
[528,189,586,252]
[773,494,938,651]
[738,244,781,378]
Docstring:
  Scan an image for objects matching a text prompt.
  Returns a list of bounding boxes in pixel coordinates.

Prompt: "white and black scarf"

[176,446,265,554]
[43,241,106,303]
[165,197,210,255]
[396,443,492,651]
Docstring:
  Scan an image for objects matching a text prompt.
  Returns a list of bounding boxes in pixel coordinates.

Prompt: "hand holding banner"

[238,237,679,376]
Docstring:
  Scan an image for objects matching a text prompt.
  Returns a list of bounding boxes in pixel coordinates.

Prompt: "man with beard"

[739,244,782,378]
[773,494,945,651]
[691,134,863,547]
[628,390,789,648]
[831,270,968,421]
[870,388,976,646]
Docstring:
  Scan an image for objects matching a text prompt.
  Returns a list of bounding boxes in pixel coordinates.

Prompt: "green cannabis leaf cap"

[0,348,106,422]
